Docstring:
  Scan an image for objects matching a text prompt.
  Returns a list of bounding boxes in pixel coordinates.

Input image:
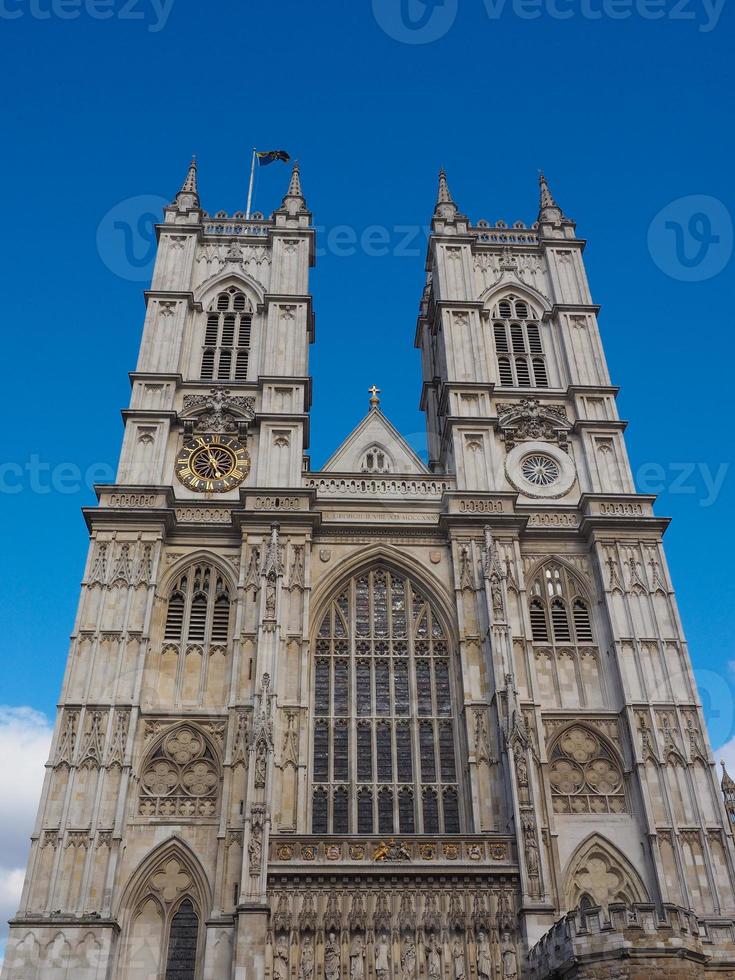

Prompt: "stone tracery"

[548,725,625,814]
[139,726,220,818]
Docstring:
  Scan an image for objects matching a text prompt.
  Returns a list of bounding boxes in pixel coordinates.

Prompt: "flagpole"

[245,147,257,220]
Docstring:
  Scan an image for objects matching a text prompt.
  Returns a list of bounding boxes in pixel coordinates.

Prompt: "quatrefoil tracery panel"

[549,726,626,815]
[139,726,220,819]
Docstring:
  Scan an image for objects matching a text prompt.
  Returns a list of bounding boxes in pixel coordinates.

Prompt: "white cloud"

[0,706,53,959]
[716,734,735,777]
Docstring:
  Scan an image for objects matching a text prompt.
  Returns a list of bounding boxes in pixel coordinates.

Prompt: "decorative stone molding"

[497,399,571,451]
[305,477,453,498]
[175,507,232,524]
[181,387,255,434]
[268,836,514,866]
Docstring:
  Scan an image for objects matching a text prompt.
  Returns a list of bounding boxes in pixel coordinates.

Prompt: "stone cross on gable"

[368,384,381,409]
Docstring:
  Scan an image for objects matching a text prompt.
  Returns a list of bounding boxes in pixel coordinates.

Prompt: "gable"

[321,410,430,475]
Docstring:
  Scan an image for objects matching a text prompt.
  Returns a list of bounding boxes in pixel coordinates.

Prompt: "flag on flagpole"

[256,150,291,166]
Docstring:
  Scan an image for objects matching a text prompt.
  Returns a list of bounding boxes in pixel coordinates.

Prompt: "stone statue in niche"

[324,931,340,980]
[350,933,365,978]
[401,936,417,978]
[514,744,529,789]
[477,930,492,980]
[452,938,466,979]
[426,935,441,980]
[272,934,289,980]
[298,934,314,979]
[523,818,540,883]
[248,828,262,875]
[254,742,267,788]
[501,933,518,979]
[265,574,277,618]
[491,578,504,618]
[375,932,390,978]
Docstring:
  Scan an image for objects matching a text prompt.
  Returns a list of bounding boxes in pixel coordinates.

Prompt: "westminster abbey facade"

[4,161,735,979]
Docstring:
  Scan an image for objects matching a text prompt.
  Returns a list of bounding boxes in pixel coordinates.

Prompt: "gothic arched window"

[311,566,463,835]
[120,847,205,980]
[200,287,253,383]
[164,898,199,980]
[164,563,231,645]
[492,296,549,389]
[527,562,602,708]
[154,562,232,708]
[360,446,393,474]
[528,565,592,646]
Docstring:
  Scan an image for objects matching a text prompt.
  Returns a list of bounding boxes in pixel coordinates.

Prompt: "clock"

[175,434,250,493]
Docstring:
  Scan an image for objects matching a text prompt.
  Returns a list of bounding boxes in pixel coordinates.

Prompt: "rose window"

[139,725,220,819]
[521,454,560,487]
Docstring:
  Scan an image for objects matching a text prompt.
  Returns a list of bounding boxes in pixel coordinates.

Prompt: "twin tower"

[4,159,735,980]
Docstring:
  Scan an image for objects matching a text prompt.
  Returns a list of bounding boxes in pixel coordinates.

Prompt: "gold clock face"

[176,435,250,493]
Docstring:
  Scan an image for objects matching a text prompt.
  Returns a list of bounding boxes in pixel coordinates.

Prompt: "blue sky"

[0,0,733,790]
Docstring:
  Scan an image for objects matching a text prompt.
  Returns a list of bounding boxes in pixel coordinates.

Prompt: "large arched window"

[120,845,207,980]
[200,287,252,383]
[311,566,463,835]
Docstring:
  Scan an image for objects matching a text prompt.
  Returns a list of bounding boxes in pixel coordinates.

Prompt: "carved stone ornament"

[497,398,570,450]
[373,839,412,862]
[181,386,255,435]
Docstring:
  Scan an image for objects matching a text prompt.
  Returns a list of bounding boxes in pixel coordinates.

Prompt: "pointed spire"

[537,170,567,225]
[722,760,735,792]
[278,161,308,215]
[434,168,458,219]
[286,161,303,199]
[437,168,453,204]
[174,155,200,210]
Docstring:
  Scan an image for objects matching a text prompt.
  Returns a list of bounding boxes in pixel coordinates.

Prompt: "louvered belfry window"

[311,567,462,835]
[200,287,253,383]
[493,297,549,388]
[164,563,231,646]
[528,564,593,647]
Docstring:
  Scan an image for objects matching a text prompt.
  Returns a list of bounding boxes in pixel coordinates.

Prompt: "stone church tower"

[4,161,735,980]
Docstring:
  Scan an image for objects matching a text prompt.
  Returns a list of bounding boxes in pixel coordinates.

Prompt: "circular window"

[520,454,560,487]
[505,440,576,499]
